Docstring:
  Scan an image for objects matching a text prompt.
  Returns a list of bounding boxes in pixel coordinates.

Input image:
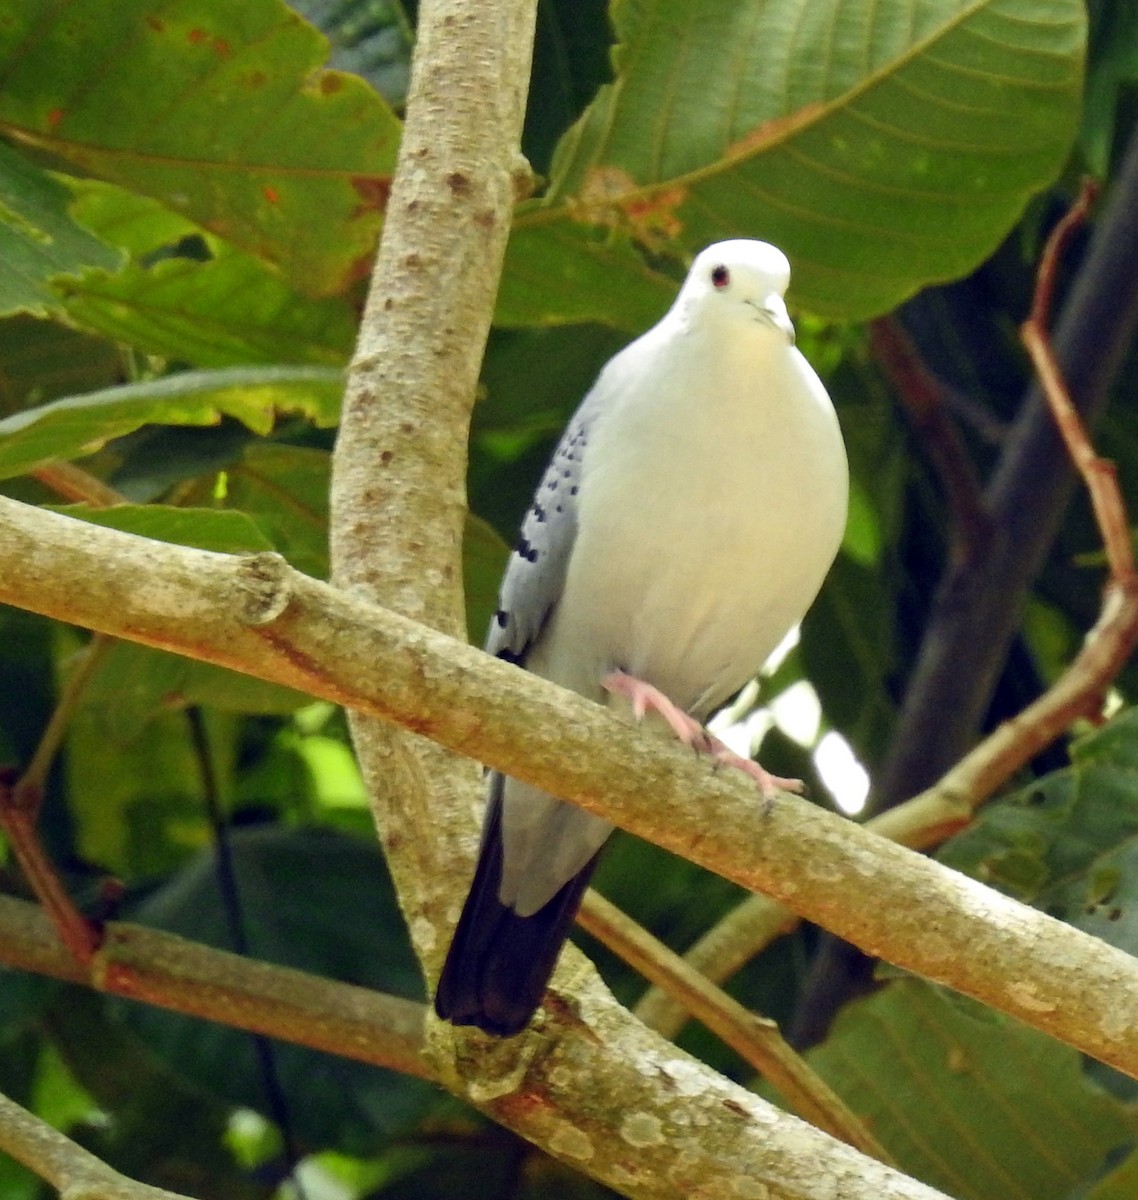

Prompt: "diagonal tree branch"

[575,891,892,1163]
[0,893,429,1079]
[0,1086,196,1200]
[0,888,946,1200]
[2,503,1138,1094]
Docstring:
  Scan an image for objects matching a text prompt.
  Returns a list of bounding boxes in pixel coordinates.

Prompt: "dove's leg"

[601,669,804,799]
[601,669,712,749]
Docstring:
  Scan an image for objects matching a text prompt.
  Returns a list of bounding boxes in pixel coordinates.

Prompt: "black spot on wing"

[483,384,602,665]
[514,534,539,563]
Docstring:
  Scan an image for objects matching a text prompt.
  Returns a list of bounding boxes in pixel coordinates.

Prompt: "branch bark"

[0,1085,196,1200]
[0,884,943,1200]
[0,893,428,1079]
[2,504,1138,1094]
[328,0,538,969]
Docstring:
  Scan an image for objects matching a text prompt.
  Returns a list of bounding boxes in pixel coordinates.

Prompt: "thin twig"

[869,316,990,563]
[32,460,126,506]
[11,636,111,816]
[0,469,129,960]
[0,771,102,963]
[576,891,893,1164]
[1023,179,1132,582]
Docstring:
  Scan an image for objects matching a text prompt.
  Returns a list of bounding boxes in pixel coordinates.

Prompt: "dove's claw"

[706,739,804,803]
[601,670,801,799]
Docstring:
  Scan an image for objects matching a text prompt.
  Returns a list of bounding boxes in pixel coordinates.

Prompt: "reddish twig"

[1023,179,1134,584]
[0,770,102,962]
[0,467,128,964]
[869,316,990,564]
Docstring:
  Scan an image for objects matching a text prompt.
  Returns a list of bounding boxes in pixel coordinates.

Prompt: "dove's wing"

[485,388,603,665]
[436,387,613,1037]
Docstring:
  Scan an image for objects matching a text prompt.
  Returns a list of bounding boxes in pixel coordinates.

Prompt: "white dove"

[435,239,848,1036]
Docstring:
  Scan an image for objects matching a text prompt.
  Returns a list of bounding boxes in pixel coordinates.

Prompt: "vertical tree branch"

[329,0,538,960]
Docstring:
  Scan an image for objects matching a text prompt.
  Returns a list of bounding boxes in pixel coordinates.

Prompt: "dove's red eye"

[711,264,730,289]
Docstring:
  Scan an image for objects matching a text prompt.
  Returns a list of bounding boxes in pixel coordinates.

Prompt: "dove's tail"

[434,776,600,1037]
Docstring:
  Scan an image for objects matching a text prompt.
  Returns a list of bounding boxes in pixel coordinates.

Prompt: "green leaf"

[1088,1142,1138,1200]
[0,0,400,296]
[46,989,269,1199]
[0,141,121,318]
[799,979,1133,1200]
[50,504,275,556]
[497,224,675,331]
[155,438,330,578]
[59,181,358,367]
[508,0,1086,321]
[0,317,124,415]
[193,442,332,579]
[0,365,343,479]
[65,686,227,875]
[181,442,511,633]
[939,708,1138,953]
[118,825,435,1151]
[463,514,509,644]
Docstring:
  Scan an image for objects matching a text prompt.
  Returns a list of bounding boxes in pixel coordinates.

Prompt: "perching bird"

[435,239,848,1036]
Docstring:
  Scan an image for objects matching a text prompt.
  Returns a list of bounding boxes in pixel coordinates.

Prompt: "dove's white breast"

[527,313,848,719]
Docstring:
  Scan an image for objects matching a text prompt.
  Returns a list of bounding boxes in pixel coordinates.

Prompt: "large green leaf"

[180,441,333,579]
[59,181,357,367]
[0,365,343,479]
[939,709,1138,957]
[504,0,1086,322]
[118,825,434,1152]
[45,991,268,1200]
[50,503,275,556]
[495,223,675,332]
[0,317,124,416]
[0,141,120,319]
[0,0,400,297]
[798,979,1132,1200]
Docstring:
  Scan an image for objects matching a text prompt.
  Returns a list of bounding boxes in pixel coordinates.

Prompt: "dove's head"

[674,239,796,344]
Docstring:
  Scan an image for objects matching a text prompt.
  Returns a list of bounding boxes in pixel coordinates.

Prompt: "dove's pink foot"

[601,670,710,750]
[704,736,804,801]
[601,670,803,800]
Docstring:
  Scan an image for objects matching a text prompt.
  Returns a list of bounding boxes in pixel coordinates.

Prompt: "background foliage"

[0,0,1136,1197]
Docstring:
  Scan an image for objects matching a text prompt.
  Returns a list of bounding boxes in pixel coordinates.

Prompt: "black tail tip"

[434,991,534,1038]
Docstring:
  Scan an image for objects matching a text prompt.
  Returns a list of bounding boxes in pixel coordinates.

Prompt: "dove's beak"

[756,293,795,345]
